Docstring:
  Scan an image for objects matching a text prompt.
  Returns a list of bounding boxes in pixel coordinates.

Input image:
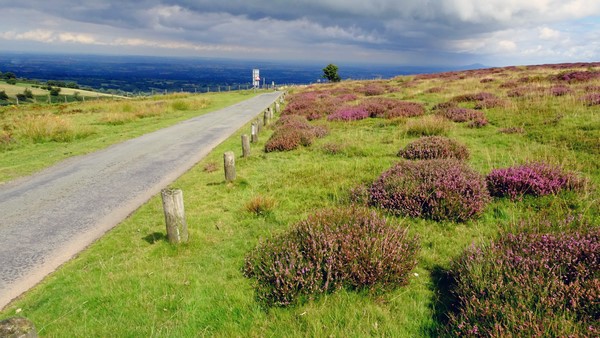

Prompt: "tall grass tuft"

[244,195,276,216]
[404,115,451,136]
[17,114,91,142]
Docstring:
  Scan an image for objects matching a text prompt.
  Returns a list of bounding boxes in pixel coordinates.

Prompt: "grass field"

[0,64,598,337]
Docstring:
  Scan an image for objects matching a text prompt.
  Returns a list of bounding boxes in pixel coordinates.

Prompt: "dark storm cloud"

[1,1,599,65]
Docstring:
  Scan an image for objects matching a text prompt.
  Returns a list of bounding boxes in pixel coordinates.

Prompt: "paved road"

[0,91,282,309]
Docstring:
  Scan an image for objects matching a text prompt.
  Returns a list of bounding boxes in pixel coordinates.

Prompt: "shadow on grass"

[420,265,458,337]
[143,232,167,244]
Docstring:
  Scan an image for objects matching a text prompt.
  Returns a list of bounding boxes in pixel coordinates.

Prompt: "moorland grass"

[0,64,598,337]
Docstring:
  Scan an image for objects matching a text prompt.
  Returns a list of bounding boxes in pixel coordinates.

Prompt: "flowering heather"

[499,80,519,89]
[551,70,600,83]
[369,159,490,222]
[467,117,489,128]
[265,115,328,152]
[398,136,469,160]
[359,83,387,96]
[445,229,600,337]
[431,101,458,111]
[327,106,370,122]
[437,107,486,123]
[549,85,573,96]
[581,93,600,106]
[243,208,420,307]
[357,97,425,119]
[451,92,497,103]
[486,162,583,200]
[474,98,506,109]
[384,102,425,119]
[282,91,353,120]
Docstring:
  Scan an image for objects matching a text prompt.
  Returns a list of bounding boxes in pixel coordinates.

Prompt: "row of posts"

[161,94,284,244]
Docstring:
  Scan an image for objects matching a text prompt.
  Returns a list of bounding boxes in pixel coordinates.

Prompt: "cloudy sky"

[1,0,599,66]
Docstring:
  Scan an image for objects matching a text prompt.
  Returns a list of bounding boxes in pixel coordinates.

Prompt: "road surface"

[0,91,282,309]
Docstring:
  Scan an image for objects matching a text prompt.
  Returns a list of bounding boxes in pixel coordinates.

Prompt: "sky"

[0,0,599,67]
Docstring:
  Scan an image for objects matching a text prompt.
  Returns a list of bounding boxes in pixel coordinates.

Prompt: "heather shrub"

[467,117,488,128]
[384,102,425,119]
[398,136,469,160]
[405,115,451,136]
[549,85,573,96]
[474,98,506,109]
[437,107,486,123]
[265,115,328,152]
[445,229,600,337]
[358,83,386,96]
[581,93,600,106]
[369,159,490,222]
[552,70,600,83]
[327,106,369,121]
[243,208,420,307]
[486,162,583,200]
[451,92,496,103]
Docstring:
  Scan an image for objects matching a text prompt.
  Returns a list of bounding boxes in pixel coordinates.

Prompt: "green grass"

[0,65,598,337]
[0,91,258,183]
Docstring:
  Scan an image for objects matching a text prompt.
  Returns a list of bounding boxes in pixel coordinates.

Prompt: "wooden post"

[224,151,236,182]
[251,123,258,143]
[275,102,280,113]
[161,188,188,244]
[241,134,250,157]
[256,118,262,133]
[263,109,270,126]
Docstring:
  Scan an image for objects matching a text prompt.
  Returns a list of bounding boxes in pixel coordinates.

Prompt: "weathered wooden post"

[263,109,270,126]
[0,317,37,337]
[241,134,250,157]
[161,188,188,244]
[256,118,262,133]
[224,151,236,182]
[251,123,258,143]
[275,102,280,113]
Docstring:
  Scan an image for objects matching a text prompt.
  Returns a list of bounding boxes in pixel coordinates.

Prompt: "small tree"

[0,90,8,101]
[24,88,34,99]
[322,64,341,82]
[49,87,61,96]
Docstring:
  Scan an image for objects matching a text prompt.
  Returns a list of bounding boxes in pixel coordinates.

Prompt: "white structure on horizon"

[252,69,260,88]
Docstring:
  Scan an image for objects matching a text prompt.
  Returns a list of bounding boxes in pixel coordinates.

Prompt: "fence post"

[224,151,236,182]
[263,109,270,126]
[241,134,251,157]
[161,188,188,244]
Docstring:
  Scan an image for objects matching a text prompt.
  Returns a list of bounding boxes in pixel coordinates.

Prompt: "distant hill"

[0,53,487,94]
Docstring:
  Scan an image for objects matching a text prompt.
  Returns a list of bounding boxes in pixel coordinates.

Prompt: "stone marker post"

[241,134,250,157]
[224,151,236,182]
[161,188,188,244]
[251,123,258,143]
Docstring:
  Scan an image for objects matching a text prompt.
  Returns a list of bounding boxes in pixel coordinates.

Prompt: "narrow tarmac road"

[0,91,282,309]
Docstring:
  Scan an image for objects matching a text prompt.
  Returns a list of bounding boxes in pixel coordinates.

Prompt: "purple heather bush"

[355,97,426,119]
[398,136,469,160]
[552,70,600,83]
[358,82,387,96]
[451,92,497,103]
[369,159,490,222]
[486,162,583,200]
[265,115,328,152]
[327,106,370,122]
[437,107,487,124]
[474,98,506,109]
[243,208,420,307]
[581,93,600,106]
[445,229,600,337]
[549,85,573,96]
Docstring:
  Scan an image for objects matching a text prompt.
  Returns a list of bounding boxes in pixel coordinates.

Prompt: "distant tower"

[252,69,260,89]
